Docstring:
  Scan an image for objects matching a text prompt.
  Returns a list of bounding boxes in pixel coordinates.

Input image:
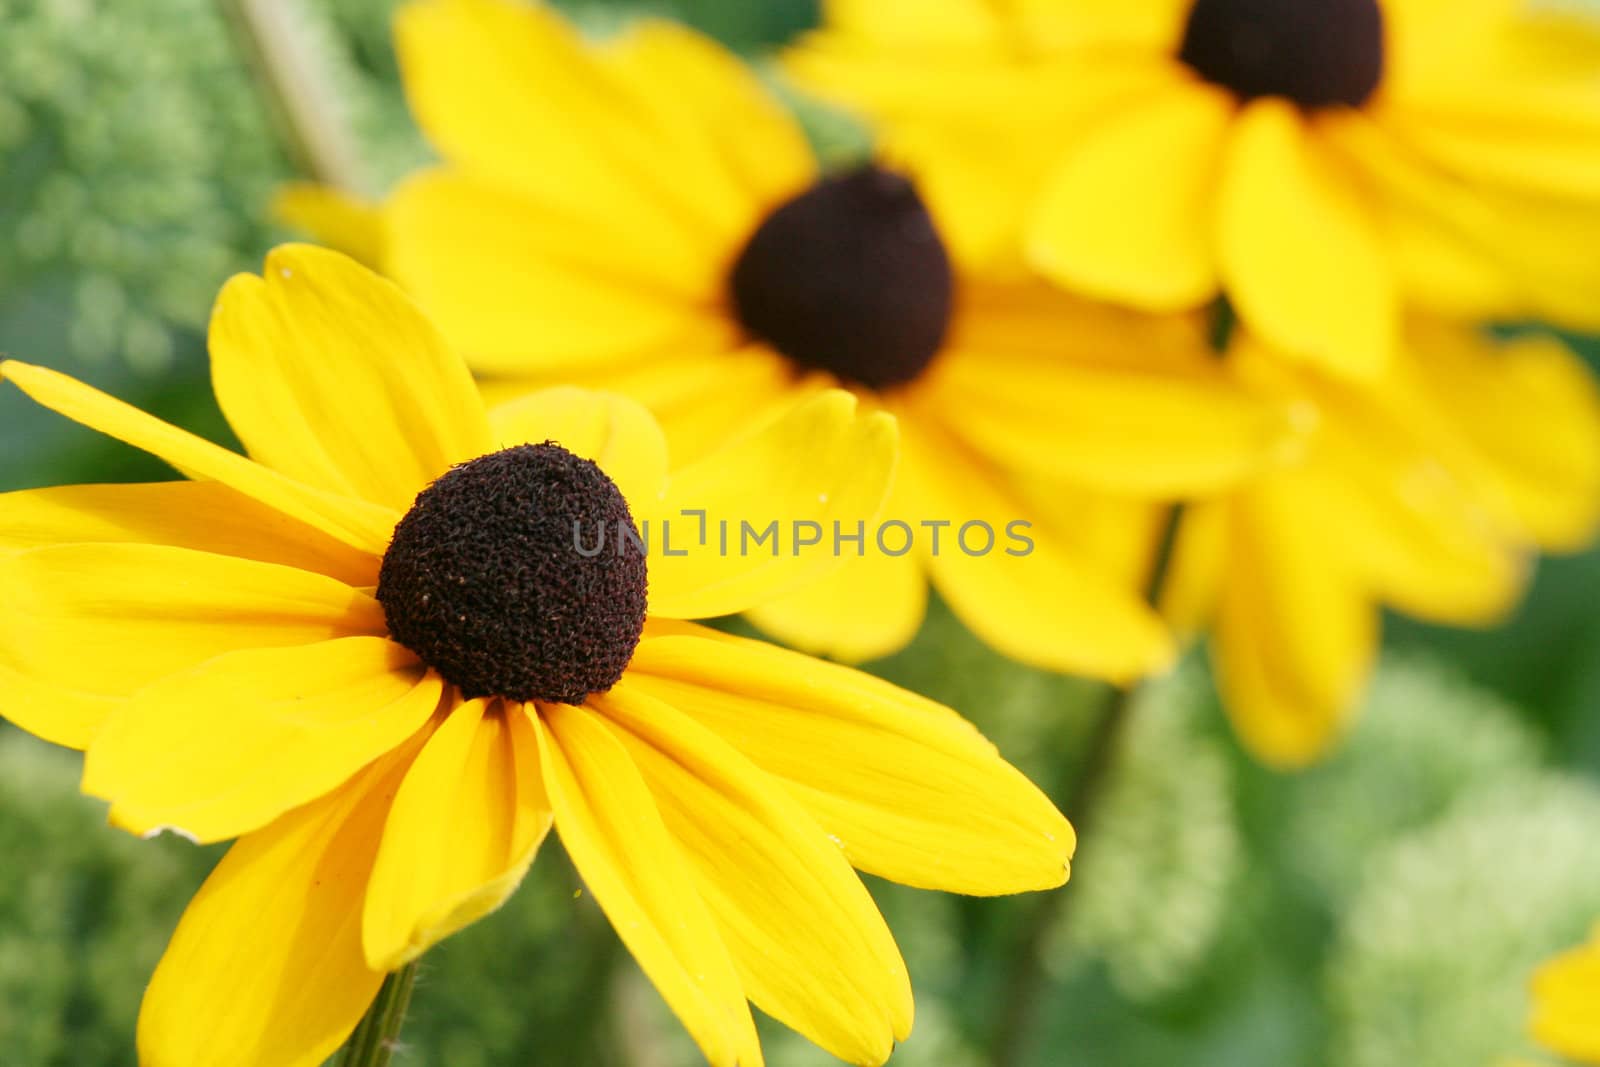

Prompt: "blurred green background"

[3,1,1599,1065]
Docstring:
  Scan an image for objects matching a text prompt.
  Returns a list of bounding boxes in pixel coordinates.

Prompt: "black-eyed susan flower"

[0,244,1077,1067]
[789,0,1600,379]
[284,0,1297,678]
[1531,926,1600,1062]
[1157,322,1600,765]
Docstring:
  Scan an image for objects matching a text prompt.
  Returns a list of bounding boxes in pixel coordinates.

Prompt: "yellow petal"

[926,342,1301,498]
[800,55,1147,267]
[273,182,386,269]
[0,360,396,554]
[1328,109,1600,329]
[0,665,118,752]
[1381,0,1522,90]
[82,638,441,844]
[1319,110,1517,317]
[889,118,1071,272]
[1029,81,1231,310]
[1160,499,1229,633]
[594,680,912,1065]
[1395,325,1600,553]
[898,415,1173,681]
[1213,482,1378,768]
[0,544,386,734]
[625,628,1075,896]
[592,343,801,467]
[534,702,761,1067]
[1530,936,1600,1063]
[364,699,551,969]
[1304,417,1525,626]
[815,0,1191,53]
[210,244,491,512]
[789,45,1166,269]
[386,169,740,376]
[1218,100,1396,379]
[1387,85,1600,200]
[0,480,376,586]
[745,545,928,663]
[610,18,817,209]
[642,390,898,620]
[489,387,669,512]
[1382,198,1521,321]
[395,0,745,245]
[137,736,426,1067]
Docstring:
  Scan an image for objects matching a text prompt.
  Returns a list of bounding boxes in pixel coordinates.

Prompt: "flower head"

[790,0,1600,378]
[285,0,1299,678]
[0,244,1075,1067]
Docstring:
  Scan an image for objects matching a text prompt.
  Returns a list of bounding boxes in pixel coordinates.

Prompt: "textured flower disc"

[729,164,954,390]
[1178,0,1385,109]
[377,443,647,704]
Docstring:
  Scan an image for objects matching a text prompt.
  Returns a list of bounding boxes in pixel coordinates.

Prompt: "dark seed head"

[1178,0,1384,110]
[377,444,647,705]
[729,164,954,391]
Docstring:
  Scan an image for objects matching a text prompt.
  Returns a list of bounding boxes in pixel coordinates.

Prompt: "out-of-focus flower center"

[729,164,954,391]
[377,443,648,705]
[1178,0,1385,110]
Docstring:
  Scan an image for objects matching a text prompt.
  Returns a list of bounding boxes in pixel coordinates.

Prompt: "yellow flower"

[0,244,1076,1067]
[789,0,1600,379]
[285,0,1296,678]
[1157,322,1600,765]
[1531,927,1600,1063]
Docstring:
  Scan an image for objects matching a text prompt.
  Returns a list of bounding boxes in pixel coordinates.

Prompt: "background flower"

[789,0,1600,378]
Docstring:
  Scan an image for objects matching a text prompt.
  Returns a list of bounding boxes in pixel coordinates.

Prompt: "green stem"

[986,505,1185,1067]
[339,962,419,1067]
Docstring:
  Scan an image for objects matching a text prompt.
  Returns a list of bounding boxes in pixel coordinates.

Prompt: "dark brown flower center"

[728,164,954,391]
[377,444,647,705]
[1178,0,1384,110]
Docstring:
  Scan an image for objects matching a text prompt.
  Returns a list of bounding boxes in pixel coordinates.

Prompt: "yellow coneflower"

[282,0,1296,677]
[789,0,1600,378]
[0,244,1077,1067]
[1158,322,1600,765]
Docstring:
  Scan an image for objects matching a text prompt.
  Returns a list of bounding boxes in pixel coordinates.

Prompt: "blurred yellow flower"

[1155,323,1600,765]
[286,0,1299,678]
[790,0,1600,379]
[0,245,1077,1067]
[1531,927,1600,1063]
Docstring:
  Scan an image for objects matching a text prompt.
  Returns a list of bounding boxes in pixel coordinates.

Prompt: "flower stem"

[339,963,419,1067]
[216,0,368,191]
[986,504,1185,1067]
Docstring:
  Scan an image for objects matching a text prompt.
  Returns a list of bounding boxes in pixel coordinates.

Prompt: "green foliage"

[550,0,819,50]
[402,857,636,1067]
[0,729,215,1067]
[1279,656,1545,902]
[1327,775,1600,1067]
[0,0,285,372]
[1054,661,1244,1002]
